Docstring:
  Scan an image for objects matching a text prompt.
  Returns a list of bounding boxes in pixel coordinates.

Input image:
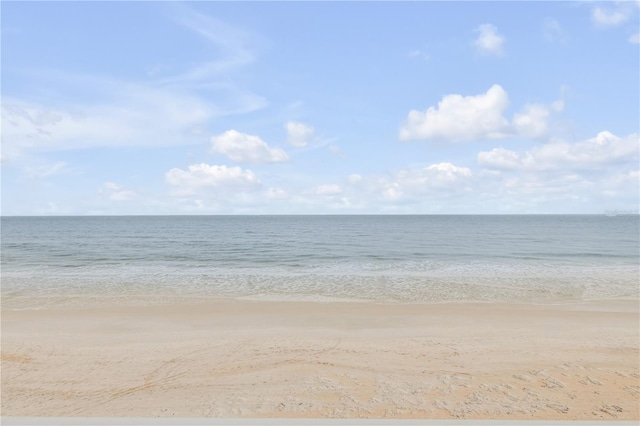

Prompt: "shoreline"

[2,293,638,312]
[2,299,638,419]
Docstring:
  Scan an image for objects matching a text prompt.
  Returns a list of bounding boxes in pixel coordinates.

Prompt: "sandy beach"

[1,299,638,420]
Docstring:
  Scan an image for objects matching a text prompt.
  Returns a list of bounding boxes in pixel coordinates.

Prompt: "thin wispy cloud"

[543,18,569,44]
[163,7,257,86]
[408,49,430,60]
[1,6,267,159]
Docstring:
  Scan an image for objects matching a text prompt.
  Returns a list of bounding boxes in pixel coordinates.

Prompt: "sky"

[1,1,639,215]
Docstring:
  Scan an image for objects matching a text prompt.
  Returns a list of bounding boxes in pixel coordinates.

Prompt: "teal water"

[1,215,638,307]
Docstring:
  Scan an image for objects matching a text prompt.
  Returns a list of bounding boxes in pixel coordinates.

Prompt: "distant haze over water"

[1,215,638,309]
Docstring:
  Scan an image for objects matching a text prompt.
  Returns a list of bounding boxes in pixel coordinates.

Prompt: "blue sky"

[2,1,639,215]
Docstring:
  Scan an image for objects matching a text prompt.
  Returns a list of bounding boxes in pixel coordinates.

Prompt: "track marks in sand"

[188,339,639,420]
[3,333,638,419]
[64,341,250,416]
[1,352,33,363]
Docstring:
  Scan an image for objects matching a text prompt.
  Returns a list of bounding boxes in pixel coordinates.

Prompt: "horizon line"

[2,213,638,218]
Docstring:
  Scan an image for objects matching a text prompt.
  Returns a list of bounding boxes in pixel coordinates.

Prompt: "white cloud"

[400,84,509,141]
[285,121,315,147]
[426,162,473,177]
[408,49,430,60]
[265,187,288,200]
[165,163,260,195]
[2,8,267,159]
[281,143,634,213]
[478,131,640,171]
[477,148,521,170]
[400,85,562,142]
[1,82,265,158]
[302,146,637,213]
[473,24,505,56]
[100,182,136,201]
[314,184,343,196]
[307,163,475,208]
[530,131,639,170]
[296,162,474,210]
[591,5,631,27]
[347,174,362,184]
[601,170,640,198]
[512,104,552,139]
[210,130,289,164]
[391,163,472,191]
[99,141,640,213]
[629,33,640,44]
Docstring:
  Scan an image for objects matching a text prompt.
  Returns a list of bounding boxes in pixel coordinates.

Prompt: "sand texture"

[1,300,638,420]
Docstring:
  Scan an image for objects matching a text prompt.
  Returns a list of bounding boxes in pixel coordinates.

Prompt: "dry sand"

[1,299,638,420]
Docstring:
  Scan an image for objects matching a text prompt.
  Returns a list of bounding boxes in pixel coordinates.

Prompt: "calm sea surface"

[1,215,638,308]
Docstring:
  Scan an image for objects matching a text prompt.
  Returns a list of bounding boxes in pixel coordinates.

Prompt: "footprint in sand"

[580,376,603,386]
[513,374,534,383]
[541,377,565,389]
[599,404,624,417]
[546,403,569,414]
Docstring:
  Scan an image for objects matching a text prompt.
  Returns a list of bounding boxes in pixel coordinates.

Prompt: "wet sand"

[1,300,638,420]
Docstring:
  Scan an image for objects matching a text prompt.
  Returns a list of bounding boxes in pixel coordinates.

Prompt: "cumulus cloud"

[210,130,289,164]
[285,121,314,147]
[478,131,640,171]
[152,148,637,213]
[321,163,474,205]
[400,85,561,142]
[473,24,505,56]
[390,163,473,192]
[629,33,640,44]
[304,149,637,213]
[512,104,553,139]
[400,85,509,141]
[165,163,260,195]
[287,162,474,212]
[477,148,521,170]
[100,182,136,201]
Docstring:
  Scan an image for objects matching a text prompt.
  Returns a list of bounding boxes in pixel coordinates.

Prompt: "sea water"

[1,215,638,308]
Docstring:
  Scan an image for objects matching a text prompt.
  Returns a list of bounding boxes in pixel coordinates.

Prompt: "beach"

[2,299,638,420]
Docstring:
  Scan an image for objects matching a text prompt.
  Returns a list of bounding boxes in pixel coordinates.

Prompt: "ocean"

[1,215,638,309]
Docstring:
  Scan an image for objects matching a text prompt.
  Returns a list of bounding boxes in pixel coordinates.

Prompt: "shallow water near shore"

[2,215,638,308]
